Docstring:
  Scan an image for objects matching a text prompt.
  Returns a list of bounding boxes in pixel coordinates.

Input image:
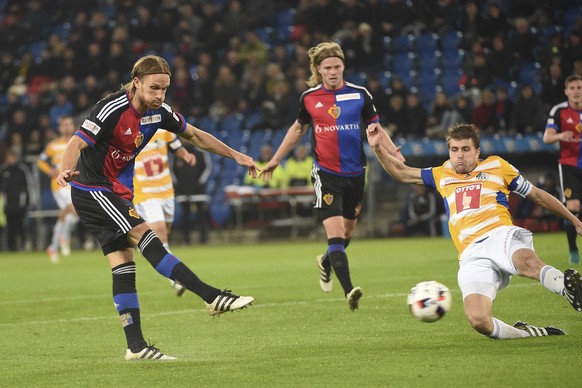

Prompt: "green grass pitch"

[1,233,581,387]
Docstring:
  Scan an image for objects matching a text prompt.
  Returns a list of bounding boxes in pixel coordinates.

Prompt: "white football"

[407,281,452,323]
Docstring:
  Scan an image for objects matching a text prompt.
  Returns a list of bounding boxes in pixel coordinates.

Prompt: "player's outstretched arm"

[259,120,308,183]
[180,123,260,178]
[374,122,406,162]
[57,135,87,186]
[527,185,582,235]
[366,123,423,185]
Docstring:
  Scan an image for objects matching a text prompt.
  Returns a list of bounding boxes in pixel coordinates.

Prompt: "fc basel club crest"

[565,188,572,199]
[128,207,140,219]
[323,193,334,205]
[576,123,582,133]
[327,105,341,119]
[134,132,144,148]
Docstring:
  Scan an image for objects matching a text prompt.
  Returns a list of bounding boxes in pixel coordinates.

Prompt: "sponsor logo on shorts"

[323,193,334,205]
[82,119,101,135]
[140,114,161,125]
[565,187,572,198]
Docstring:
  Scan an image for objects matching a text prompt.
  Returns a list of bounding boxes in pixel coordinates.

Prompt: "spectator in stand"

[385,94,408,139]
[284,144,313,188]
[173,143,212,246]
[379,0,410,37]
[510,84,546,135]
[0,149,35,251]
[402,185,440,237]
[541,62,567,111]
[426,91,460,139]
[460,0,485,50]
[246,144,285,189]
[404,92,428,139]
[239,31,269,66]
[495,86,513,132]
[366,75,390,124]
[453,94,473,124]
[487,35,515,82]
[471,88,498,135]
[49,92,74,129]
[480,2,510,44]
[509,17,538,65]
[210,65,240,118]
[190,64,214,119]
[223,0,249,39]
[252,80,296,131]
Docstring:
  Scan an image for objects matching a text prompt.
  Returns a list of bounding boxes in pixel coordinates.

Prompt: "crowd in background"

[0,0,581,248]
[0,0,581,161]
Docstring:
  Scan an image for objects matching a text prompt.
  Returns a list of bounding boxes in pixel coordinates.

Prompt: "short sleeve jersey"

[37,137,68,192]
[72,90,186,200]
[133,130,182,204]
[421,156,533,256]
[297,82,379,176]
[546,101,582,168]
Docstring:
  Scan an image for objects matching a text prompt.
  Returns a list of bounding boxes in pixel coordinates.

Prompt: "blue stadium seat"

[441,50,464,70]
[276,8,296,27]
[378,71,392,90]
[440,30,463,53]
[221,113,244,135]
[345,72,368,85]
[255,26,275,46]
[209,202,232,227]
[415,33,439,55]
[392,53,416,75]
[518,62,541,93]
[393,34,415,54]
[197,116,220,136]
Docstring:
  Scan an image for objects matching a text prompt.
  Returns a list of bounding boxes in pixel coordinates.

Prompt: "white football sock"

[489,318,528,339]
[540,265,564,294]
[51,220,63,250]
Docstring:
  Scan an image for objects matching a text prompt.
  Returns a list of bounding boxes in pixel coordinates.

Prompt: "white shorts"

[134,198,175,224]
[53,187,73,209]
[457,226,534,301]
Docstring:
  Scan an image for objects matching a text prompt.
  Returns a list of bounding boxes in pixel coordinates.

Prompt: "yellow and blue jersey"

[421,156,533,256]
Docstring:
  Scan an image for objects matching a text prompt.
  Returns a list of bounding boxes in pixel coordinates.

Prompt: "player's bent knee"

[465,312,493,335]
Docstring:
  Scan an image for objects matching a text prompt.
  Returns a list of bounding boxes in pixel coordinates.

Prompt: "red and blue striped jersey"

[297,81,379,176]
[546,101,582,168]
[72,90,187,200]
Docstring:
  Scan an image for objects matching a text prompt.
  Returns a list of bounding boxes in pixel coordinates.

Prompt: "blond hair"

[123,55,171,95]
[306,42,345,87]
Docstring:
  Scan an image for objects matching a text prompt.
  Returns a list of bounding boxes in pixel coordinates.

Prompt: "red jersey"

[546,101,582,168]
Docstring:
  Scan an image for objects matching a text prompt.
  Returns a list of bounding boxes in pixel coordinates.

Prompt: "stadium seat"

[393,34,415,54]
[276,8,296,28]
[415,33,439,55]
[255,26,275,46]
[518,62,541,93]
[377,71,392,90]
[221,113,244,136]
[392,53,416,75]
[345,72,368,85]
[439,30,463,54]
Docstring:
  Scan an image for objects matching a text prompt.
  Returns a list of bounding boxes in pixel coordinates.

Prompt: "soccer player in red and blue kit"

[260,42,404,310]
[57,55,259,360]
[543,74,582,265]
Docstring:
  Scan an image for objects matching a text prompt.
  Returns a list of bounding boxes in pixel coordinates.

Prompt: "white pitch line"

[0,283,540,328]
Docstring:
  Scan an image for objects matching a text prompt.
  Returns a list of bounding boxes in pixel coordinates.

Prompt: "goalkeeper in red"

[367,122,582,338]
